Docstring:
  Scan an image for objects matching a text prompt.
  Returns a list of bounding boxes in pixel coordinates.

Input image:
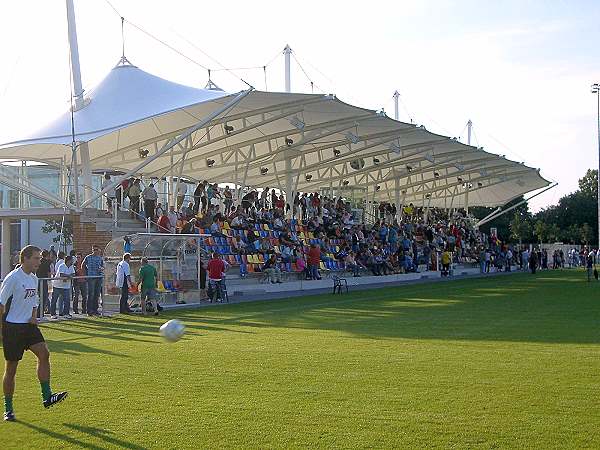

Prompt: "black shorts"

[2,322,45,361]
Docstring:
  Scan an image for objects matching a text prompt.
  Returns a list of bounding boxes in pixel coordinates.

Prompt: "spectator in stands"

[307,244,322,280]
[116,253,133,314]
[193,181,203,214]
[142,183,158,221]
[263,254,283,284]
[126,179,141,219]
[83,245,104,316]
[441,247,451,277]
[155,202,165,219]
[102,173,116,212]
[280,242,293,263]
[181,218,197,234]
[157,211,171,233]
[210,219,226,238]
[223,186,233,215]
[168,206,178,233]
[231,236,247,255]
[344,252,362,277]
[50,255,75,319]
[260,238,274,254]
[72,252,87,314]
[176,181,187,210]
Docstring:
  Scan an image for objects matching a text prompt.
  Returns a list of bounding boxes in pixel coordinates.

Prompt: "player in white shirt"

[0,245,67,421]
[116,253,133,314]
[51,255,75,319]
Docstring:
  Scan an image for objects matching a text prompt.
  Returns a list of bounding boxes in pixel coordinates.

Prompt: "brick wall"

[71,215,112,255]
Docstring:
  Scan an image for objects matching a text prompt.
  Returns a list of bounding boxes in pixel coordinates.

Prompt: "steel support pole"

[393,91,400,121]
[65,0,92,204]
[1,218,11,278]
[284,45,292,93]
[596,89,600,247]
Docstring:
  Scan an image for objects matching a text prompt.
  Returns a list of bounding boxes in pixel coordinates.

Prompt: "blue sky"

[1,0,598,211]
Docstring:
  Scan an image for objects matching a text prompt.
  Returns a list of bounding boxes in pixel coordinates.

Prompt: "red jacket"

[308,247,321,265]
[157,216,171,233]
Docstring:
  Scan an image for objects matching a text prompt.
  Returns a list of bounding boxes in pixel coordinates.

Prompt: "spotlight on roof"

[373,158,380,165]
[390,142,402,155]
[477,182,483,187]
[434,172,440,178]
[346,132,360,144]
[333,148,341,157]
[224,124,234,134]
[375,185,381,191]
[457,177,463,182]
[285,137,294,146]
[342,180,350,186]
[305,173,313,181]
[206,159,215,168]
[425,193,431,199]
[406,165,413,172]
[138,148,149,159]
[401,189,407,194]
[260,167,269,175]
[424,153,435,163]
[289,116,305,130]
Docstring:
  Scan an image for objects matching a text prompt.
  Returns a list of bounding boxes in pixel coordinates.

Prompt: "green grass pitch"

[1,270,599,449]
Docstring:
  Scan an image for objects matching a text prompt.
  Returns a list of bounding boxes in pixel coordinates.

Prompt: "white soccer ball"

[159,319,185,342]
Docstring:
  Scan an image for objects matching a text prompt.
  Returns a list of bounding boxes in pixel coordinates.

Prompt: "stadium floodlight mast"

[592,83,600,248]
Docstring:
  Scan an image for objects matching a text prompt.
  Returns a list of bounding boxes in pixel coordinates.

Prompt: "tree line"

[471,169,598,246]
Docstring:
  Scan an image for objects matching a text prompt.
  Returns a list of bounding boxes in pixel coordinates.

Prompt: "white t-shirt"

[53,262,75,289]
[177,183,187,196]
[116,260,131,287]
[0,267,40,324]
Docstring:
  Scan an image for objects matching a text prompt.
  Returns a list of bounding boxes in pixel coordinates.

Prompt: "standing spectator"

[307,244,322,280]
[50,255,75,319]
[529,249,538,274]
[123,235,132,253]
[142,183,158,221]
[441,248,451,277]
[138,258,159,315]
[193,182,203,214]
[102,173,116,212]
[116,253,133,314]
[176,181,187,210]
[72,253,87,314]
[83,245,104,316]
[36,250,51,315]
[168,206,179,233]
[223,186,233,215]
[127,178,141,219]
[206,252,226,302]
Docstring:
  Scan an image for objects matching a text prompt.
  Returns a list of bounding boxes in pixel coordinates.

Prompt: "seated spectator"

[180,202,195,220]
[181,218,197,234]
[210,220,226,238]
[262,254,283,284]
[231,236,247,254]
[260,238,274,254]
[280,243,293,263]
[157,211,171,233]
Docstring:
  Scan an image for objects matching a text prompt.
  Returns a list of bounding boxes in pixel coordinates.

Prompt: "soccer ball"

[159,319,185,342]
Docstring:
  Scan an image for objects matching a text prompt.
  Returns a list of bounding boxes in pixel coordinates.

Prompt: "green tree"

[578,169,598,197]
[41,218,73,252]
[534,220,547,244]
[547,223,560,243]
[509,213,531,244]
[471,196,532,242]
[581,222,594,244]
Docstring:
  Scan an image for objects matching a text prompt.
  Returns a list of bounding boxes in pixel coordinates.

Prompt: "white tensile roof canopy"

[0,60,549,209]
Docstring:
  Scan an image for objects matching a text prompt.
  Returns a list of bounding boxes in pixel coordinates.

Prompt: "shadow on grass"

[16,421,147,450]
[168,270,600,345]
[63,423,147,450]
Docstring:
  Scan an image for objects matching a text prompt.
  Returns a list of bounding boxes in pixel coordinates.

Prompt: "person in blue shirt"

[82,245,104,316]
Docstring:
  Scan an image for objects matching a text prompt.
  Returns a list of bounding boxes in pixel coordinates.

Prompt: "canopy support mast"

[464,119,473,214]
[283,44,294,217]
[66,0,92,206]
